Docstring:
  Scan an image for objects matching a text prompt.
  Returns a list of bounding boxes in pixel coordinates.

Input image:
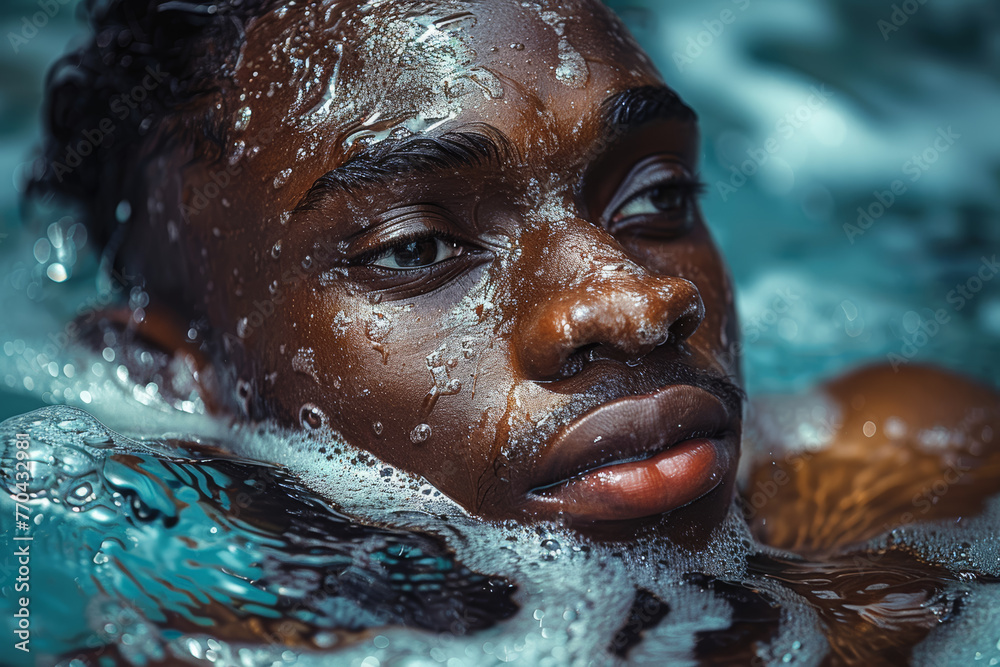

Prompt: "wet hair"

[27,0,281,257]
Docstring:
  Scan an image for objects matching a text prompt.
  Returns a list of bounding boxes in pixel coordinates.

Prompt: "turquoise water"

[4,405,1000,666]
[1,1,999,665]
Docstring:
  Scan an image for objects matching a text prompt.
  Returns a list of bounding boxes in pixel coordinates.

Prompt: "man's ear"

[79,304,223,415]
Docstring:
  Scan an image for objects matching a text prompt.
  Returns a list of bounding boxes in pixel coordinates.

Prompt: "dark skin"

[112,0,998,550]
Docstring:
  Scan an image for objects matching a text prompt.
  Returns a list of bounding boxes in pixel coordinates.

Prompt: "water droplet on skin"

[234,106,252,132]
[300,403,326,430]
[230,139,246,165]
[511,42,525,50]
[467,68,504,99]
[410,423,432,444]
[373,421,383,436]
[271,241,282,258]
[332,311,352,334]
[236,318,250,338]
[555,39,589,87]
[273,167,292,189]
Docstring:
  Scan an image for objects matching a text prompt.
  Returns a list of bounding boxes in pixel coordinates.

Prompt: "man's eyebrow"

[600,85,698,134]
[295,126,515,211]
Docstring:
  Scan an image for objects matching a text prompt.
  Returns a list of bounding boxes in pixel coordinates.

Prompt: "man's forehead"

[228,0,662,167]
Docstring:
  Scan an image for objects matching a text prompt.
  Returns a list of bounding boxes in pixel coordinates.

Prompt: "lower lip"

[533,438,726,522]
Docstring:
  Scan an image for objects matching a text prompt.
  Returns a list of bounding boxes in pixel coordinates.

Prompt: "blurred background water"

[1,0,999,418]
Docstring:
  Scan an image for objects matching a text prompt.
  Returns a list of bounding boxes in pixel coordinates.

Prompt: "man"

[32,0,1000,543]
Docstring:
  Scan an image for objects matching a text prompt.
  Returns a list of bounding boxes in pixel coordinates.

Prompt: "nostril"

[669,296,705,343]
[550,343,600,380]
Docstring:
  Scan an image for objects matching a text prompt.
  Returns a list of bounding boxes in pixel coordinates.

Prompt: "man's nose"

[516,229,705,381]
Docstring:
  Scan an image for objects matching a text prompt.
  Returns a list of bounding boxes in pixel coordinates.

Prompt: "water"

[2,406,1000,665]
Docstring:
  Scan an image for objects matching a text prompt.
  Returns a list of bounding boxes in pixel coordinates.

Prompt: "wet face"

[150,0,742,540]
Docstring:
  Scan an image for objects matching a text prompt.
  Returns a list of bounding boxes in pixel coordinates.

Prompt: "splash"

[279,1,505,143]
[2,389,1000,665]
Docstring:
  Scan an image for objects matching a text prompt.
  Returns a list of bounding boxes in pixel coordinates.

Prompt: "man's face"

[157,0,741,540]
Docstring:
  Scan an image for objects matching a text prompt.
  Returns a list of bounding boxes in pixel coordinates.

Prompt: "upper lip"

[529,384,735,493]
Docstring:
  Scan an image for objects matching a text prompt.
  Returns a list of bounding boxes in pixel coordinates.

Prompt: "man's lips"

[526,384,737,522]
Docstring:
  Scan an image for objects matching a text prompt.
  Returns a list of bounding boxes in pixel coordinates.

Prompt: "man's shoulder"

[740,363,1000,555]
[821,363,999,431]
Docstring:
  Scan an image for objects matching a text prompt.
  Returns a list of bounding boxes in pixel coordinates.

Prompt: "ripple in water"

[1,406,999,666]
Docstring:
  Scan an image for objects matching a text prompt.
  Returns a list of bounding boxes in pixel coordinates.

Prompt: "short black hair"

[27,0,281,256]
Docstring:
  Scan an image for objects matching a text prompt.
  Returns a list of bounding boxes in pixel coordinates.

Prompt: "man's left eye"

[603,158,703,238]
[371,236,464,270]
[611,185,691,223]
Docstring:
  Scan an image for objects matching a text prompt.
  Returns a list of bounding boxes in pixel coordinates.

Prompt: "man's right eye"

[371,236,466,270]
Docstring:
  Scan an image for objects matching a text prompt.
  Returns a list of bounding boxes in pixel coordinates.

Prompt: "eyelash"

[630,177,705,204]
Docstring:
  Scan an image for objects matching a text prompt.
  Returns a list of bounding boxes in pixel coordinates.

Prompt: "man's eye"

[612,185,690,223]
[607,176,702,239]
[371,236,464,270]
